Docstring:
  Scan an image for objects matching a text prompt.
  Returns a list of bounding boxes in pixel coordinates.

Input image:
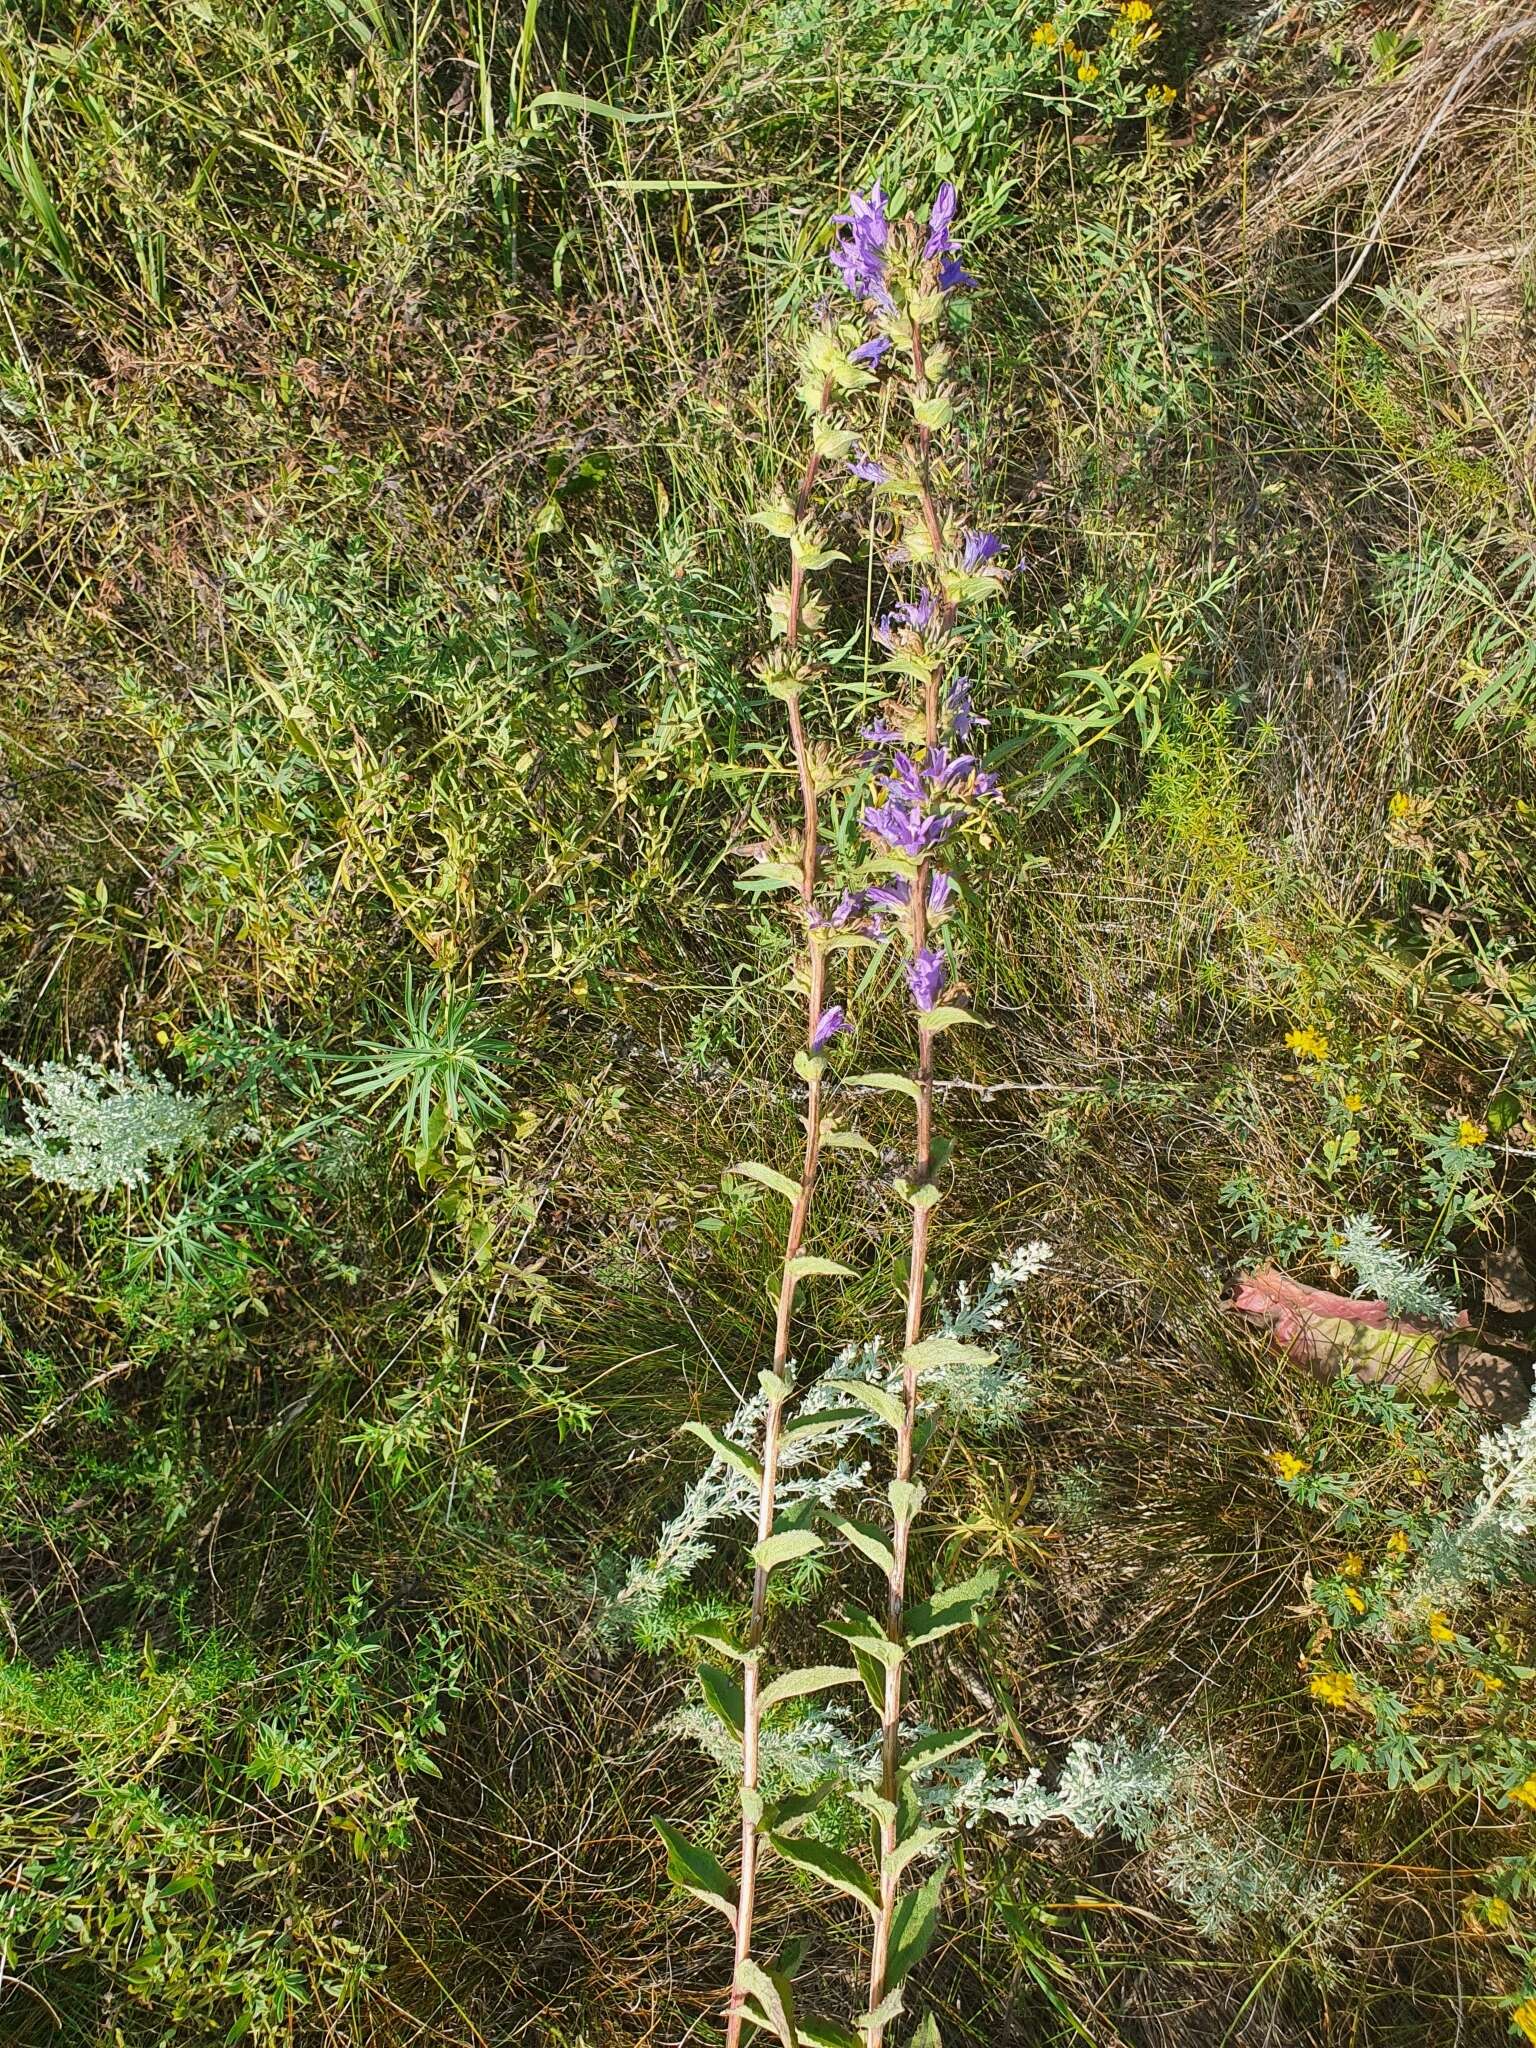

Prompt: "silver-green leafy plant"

[2,1054,204,1195]
[1336,1212,1458,1326]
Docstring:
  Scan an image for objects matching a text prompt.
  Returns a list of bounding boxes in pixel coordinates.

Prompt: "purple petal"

[906,946,948,1012]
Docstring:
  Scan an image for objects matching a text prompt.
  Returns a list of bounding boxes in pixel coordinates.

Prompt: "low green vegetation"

[2,0,1534,2041]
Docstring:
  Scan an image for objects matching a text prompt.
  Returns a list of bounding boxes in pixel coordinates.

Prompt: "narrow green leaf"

[752,1526,824,1572]
[882,1824,951,1887]
[698,1663,744,1740]
[727,1160,803,1203]
[888,1478,925,1527]
[906,2018,944,2048]
[860,1985,906,2032]
[902,1726,984,1774]
[768,1831,880,1914]
[785,1254,856,1283]
[829,1513,896,1579]
[800,2021,862,2048]
[528,89,663,123]
[820,1126,878,1154]
[688,1618,752,1664]
[823,1377,904,1431]
[847,1070,923,1105]
[763,1779,834,1832]
[825,1613,904,1671]
[902,1336,996,1374]
[680,1420,761,1485]
[759,1664,861,1715]
[735,1958,799,2048]
[887,1862,948,1988]
[656,1822,737,1926]
[919,1006,984,1035]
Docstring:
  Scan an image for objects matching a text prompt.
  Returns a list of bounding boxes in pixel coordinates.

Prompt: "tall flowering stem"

[671,325,876,2045]
[830,181,1008,2044]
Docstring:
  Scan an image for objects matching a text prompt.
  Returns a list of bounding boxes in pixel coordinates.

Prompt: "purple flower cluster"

[947,675,985,742]
[863,746,998,860]
[830,185,892,307]
[875,589,938,648]
[831,180,977,309]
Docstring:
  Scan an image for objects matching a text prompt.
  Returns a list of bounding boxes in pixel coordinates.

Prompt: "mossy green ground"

[2,2,1534,2041]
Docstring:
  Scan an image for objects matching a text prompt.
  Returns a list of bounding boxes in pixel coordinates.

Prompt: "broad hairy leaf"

[785,1254,856,1283]
[752,1526,824,1572]
[758,1664,861,1715]
[768,1831,880,1914]
[727,1160,804,1203]
[846,1070,923,1105]
[656,1822,736,1926]
[735,1957,799,2048]
[904,1571,998,1650]
[698,1663,744,1739]
[680,1420,761,1485]
[828,1513,896,1579]
[823,1377,904,1431]
[918,1006,983,1036]
[902,1336,996,1373]
[887,1861,948,1988]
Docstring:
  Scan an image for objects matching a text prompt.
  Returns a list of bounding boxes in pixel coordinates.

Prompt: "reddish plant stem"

[726,404,830,2047]
[867,314,953,2046]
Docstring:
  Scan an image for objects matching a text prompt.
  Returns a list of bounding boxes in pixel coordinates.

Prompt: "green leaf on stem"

[902,1726,985,1773]
[904,1571,998,1649]
[919,1006,984,1035]
[726,1160,803,1202]
[752,1526,824,1572]
[785,1254,856,1283]
[902,1336,995,1373]
[793,1049,826,1083]
[655,1822,737,1926]
[698,1663,744,1740]
[883,1824,951,1888]
[735,1958,800,2048]
[847,1071,923,1105]
[888,1478,925,1527]
[820,1125,878,1154]
[767,1831,880,1914]
[828,1512,896,1579]
[680,1421,761,1485]
[825,1612,904,1671]
[887,1862,948,1988]
[823,1377,904,1431]
[759,1664,860,1715]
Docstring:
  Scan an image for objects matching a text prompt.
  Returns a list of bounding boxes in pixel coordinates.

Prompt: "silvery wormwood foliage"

[617,1246,1052,1626]
[1406,1404,1536,1612]
[1336,1213,1458,1327]
[2,1054,204,1195]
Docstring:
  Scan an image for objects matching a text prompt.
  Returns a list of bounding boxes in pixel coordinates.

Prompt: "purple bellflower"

[810,1005,847,1053]
[961,531,1002,572]
[947,675,985,742]
[924,180,977,290]
[850,334,892,367]
[849,452,893,484]
[906,946,948,1012]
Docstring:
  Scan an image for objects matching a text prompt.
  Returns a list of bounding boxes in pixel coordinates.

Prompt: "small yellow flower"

[1458,1119,1487,1148]
[1076,58,1099,81]
[155,1028,170,1047]
[1285,1026,1329,1063]
[1427,1611,1456,1645]
[1477,1670,1505,1693]
[1147,82,1177,106]
[1270,1450,1307,1484]
[1514,1997,1536,2047]
[1344,1092,1364,1112]
[1341,1552,1364,1578]
[1410,1466,1427,1486]
[1507,1775,1536,1812]
[1389,791,1414,820]
[1122,0,1154,17]
[1031,20,1057,45]
[1343,1585,1366,1615]
[1386,1529,1411,1557]
[1310,1670,1357,1708]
